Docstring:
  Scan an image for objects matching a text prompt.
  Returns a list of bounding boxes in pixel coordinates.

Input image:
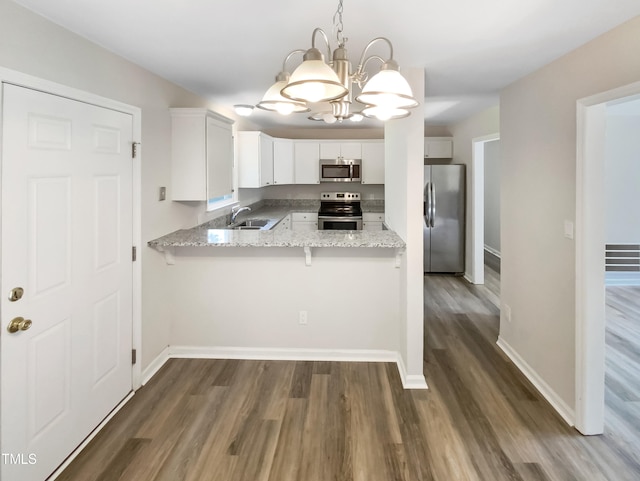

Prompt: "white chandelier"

[256,0,418,123]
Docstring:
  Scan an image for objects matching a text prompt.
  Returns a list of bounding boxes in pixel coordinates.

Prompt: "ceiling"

[12,0,640,130]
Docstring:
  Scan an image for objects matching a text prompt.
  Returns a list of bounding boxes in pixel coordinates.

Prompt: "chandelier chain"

[333,0,347,46]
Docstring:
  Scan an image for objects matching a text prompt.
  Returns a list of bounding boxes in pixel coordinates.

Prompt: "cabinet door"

[294,142,320,184]
[363,212,384,230]
[171,114,206,200]
[319,142,341,159]
[237,132,260,188]
[361,142,384,184]
[292,221,318,232]
[259,134,274,186]
[340,142,361,159]
[363,221,383,231]
[238,132,273,188]
[207,117,234,199]
[171,109,234,201]
[273,139,294,185]
[272,214,291,232]
[319,142,362,159]
[425,138,453,158]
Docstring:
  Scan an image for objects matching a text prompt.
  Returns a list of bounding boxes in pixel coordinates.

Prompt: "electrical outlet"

[503,304,512,323]
[299,310,308,325]
[159,186,166,201]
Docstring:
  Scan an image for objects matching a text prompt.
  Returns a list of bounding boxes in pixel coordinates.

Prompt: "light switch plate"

[159,186,166,201]
[564,220,574,239]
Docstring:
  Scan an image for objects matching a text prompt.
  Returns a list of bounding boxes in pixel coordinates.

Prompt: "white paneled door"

[1,84,134,481]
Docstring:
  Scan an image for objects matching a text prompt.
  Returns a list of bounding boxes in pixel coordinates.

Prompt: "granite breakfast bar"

[147,206,407,377]
[148,203,405,265]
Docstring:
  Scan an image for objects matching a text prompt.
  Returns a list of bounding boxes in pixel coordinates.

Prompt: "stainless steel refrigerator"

[424,164,465,273]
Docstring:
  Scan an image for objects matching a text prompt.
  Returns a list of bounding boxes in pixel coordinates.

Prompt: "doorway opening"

[469,133,500,284]
[576,81,640,435]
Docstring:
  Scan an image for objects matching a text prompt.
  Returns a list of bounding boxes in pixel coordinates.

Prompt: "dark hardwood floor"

[57,267,640,481]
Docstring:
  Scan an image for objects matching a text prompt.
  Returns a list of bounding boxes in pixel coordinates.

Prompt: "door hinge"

[132,246,137,262]
[132,349,137,365]
[132,142,140,159]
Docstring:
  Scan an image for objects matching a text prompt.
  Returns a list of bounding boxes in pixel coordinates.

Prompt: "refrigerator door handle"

[430,182,436,227]
[424,182,430,219]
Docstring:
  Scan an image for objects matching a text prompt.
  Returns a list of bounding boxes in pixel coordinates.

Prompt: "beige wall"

[499,16,640,411]
[0,0,221,370]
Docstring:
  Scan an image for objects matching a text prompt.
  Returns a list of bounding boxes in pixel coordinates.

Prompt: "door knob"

[8,287,24,302]
[7,317,32,333]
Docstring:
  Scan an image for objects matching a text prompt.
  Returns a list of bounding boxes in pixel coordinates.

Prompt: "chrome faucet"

[230,206,251,224]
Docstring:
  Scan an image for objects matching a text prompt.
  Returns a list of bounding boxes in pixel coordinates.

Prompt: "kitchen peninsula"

[147,202,410,384]
[148,201,403,262]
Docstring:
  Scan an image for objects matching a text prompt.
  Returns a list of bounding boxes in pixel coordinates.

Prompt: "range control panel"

[320,192,361,201]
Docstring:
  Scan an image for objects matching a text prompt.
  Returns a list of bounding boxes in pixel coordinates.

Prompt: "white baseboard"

[395,353,428,389]
[168,345,399,362]
[484,245,501,258]
[142,345,429,391]
[141,346,170,385]
[496,337,575,426]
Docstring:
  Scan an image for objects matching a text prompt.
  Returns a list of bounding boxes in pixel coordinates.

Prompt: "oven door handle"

[318,215,363,221]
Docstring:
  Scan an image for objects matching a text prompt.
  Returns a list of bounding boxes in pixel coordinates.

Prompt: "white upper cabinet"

[170,108,234,201]
[237,131,274,188]
[273,139,294,185]
[361,141,384,184]
[294,141,320,184]
[320,142,362,159]
[424,137,453,159]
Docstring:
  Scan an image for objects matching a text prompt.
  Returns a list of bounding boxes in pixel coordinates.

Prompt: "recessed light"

[234,104,255,117]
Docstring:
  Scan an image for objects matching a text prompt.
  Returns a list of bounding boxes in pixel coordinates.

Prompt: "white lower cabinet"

[272,214,291,232]
[291,212,318,231]
[363,212,384,231]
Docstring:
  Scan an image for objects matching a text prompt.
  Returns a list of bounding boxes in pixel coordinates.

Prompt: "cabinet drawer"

[292,212,318,222]
[363,213,384,222]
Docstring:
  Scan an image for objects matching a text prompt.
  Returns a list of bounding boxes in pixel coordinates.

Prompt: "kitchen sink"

[229,219,270,229]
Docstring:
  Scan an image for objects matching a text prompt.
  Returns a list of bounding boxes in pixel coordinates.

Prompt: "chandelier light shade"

[355,61,419,110]
[280,47,348,103]
[258,0,419,123]
[361,105,410,121]
[256,72,309,115]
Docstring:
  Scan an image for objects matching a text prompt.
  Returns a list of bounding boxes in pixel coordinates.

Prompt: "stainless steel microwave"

[319,158,361,183]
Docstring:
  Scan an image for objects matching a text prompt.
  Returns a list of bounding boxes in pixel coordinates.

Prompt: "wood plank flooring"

[604,286,640,457]
[57,267,640,481]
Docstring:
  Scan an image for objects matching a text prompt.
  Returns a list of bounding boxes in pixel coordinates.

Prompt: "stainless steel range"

[318,192,363,230]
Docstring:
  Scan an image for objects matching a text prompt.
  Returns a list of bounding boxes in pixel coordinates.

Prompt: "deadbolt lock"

[7,317,32,334]
[9,287,24,302]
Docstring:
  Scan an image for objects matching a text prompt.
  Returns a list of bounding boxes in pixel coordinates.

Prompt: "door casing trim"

[575,80,640,434]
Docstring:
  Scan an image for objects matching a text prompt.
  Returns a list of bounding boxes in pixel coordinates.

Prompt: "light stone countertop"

[148,205,405,250]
